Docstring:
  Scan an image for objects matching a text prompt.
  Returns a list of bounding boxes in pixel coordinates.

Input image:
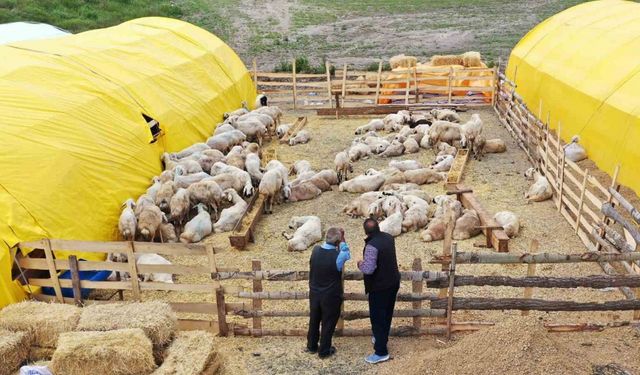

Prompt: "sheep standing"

[169,188,191,232]
[137,205,164,241]
[118,199,137,240]
[524,168,553,203]
[159,222,178,243]
[156,181,175,213]
[213,189,249,233]
[187,180,223,220]
[283,216,322,251]
[426,121,461,146]
[259,168,287,213]
[460,114,483,154]
[180,204,213,243]
[245,153,263,184]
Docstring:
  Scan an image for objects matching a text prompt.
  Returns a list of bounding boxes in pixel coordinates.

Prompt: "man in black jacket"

[357,218,400,364]
[306,227,351,358]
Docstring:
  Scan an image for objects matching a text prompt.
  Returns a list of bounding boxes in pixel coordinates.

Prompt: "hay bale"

[0,301,80,348]
[389,54,417,69]
[462,51,482,67]
[0,329,30,375]
[76,302,177,346]
[152,331,216,375]
[431,54,463,66]
[28,346,55,362]
[51,328,156,375]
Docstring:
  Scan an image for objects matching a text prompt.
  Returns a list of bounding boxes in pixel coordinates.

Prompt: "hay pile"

[418,318,584,374]
[0,329,30,375]
[461,51,482,67]
[431,51,483,67]
[152,331,217,375]
[0,301,80,348]
[389,54,417,69]
[28,345,55,361]
[51,328,156,375]
[76,302,177,346]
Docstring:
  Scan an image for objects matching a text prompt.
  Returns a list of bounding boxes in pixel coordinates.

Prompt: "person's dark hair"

[363,218,380,235]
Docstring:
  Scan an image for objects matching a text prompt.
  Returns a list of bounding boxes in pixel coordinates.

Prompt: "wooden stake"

[68,255,83,307]
[341,63,347,105]
[374,61,382,105]
[325,61,332,108]
[252,58,258,92]
[215,288,229,336]
[446,243,458,339]
[126,241,141,301]
[404,71,410,105]
[43,239,64,303]
[521,239,539,316]
[596,165,620,252]
[292,59,297,110]
[252,259,263,335]
[447,67,453,104]
[412,258,423,329]
[490,66,497,106]
[575,171,589,233]
[413,66,419,103]
[557,136,566,212]
[439,217,455,299]
[337,268,345,334]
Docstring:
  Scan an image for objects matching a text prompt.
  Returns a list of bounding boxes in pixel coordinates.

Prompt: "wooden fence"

[253,59,496,109]
[494,72,640,317]
[14,239,240,332]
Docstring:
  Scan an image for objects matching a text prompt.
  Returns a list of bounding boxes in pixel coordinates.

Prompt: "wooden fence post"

[127,241,141,301]
[557,139,566,212]
[292,59,297,110]
[575,171,589,233]
[325,61,333,108]
[68,255,83,307]
[446,243,458,340]
[337,268,345,334]
[404,70,410,105]
[374,61,382,105]
[491,65,498,107]
[521,240,539,316]
[447,67,453,104]
[252,259,263,335]
[413,66,419,103]
[341,63,347,106]
[252,58,258,92]
[216,288,229,336]
[43,239,64,303]
[412,258,423,329]
[596,165,621,252]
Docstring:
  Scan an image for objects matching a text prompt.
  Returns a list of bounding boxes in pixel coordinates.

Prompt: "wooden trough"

[228,192,265,250]
[446,148,470,186]
[447,184,510,252]
[279,116,307,144]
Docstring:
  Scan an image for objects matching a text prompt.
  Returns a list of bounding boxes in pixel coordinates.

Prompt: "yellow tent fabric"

[506,0,640,195]
[0,17,255,307]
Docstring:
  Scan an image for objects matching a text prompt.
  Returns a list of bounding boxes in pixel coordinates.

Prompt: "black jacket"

[309,245,342,296]
[363,231,400,293]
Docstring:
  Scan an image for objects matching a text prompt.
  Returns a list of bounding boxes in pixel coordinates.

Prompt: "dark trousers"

[368,283,400,356]
[307,291,342,355]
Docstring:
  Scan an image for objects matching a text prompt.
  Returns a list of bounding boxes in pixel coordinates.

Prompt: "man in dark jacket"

[306,227,351,358]
[357,218,400,364]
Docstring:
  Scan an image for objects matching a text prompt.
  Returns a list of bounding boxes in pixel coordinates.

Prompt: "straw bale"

[0,301,80,348]
[152,331,216,375]
[50,328,156,375]
[431,54,463,66]
[389,54,417,69]
[0,329,30,375]
[462,51,482,67]
[28,346,55,362]
[76,301,177,346]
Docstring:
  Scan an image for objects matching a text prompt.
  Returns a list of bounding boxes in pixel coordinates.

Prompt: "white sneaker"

[365,353,390,364]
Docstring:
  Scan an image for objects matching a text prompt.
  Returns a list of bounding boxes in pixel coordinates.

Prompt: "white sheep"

[211,162,254,196]
[214,123,235,135]
[403,137,419,153]
[437,142,458,157]
[459,114,483,153]
[343,192,383,217]
[283,216,322,251]
[187,180,223,220]
[430,108,461,123]
[259,168,287,213]
[213,189,248,233]
[313,169,339,186]
[524,168,553,203]
[368,195,406,219]
[233,118,268,146]
[403,168,446,185]
[206,130,246,153]
[348,143,372,161]
[355,119,384,135]
[137,253,174,283]
[245,153,263,184]
[253,105,283,126]
[426,121,461,146]
[155,181,175,213]
[564,135,587,162]
[255,93,267,108]
[379,212,403,237]
[339,173,385,193]
[401,196,430,232]
[159,222,178,243]
[172,143,210,159]
[333,151,352,183]
[290,160,313,177]
[158,170,174,184]
[173,169,210,189]
[452,209,482,240]
[137,205,164,241]
[134,194,155,217]
[383,113,409,132]
[379,140,405,158]
[287,181,322,202]
[276,123,292,139]
[174,160,203,175]
[145,177,162,201]
[431,154,454,172]
[223,105,249,120]
[289,130,311,146]
[494,211,520,238]
[389,160,423,172]
[180,203,213,243]
[223,145,245,170]
[118,199,137,240]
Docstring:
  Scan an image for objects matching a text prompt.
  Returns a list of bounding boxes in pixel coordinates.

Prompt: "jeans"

[368,283,400,356]
[307,291,342,356]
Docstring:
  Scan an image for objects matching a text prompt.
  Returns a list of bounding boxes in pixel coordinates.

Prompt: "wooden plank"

[446,243,457,339]
[575,171,590,233]
[325,61,332,108]
[412,258,422,329]
[215,288,229,336]
[235,291,437,301]
[447,67,453,104]
[521,240,539,316]
[139,282,215,293]
[177,319,218,333]
[126,242,141,301]
[170,302,218,315]
[43,239,64,303]
[431,297,640,311]
[132,242,209,256]
[29,278,132,290]
[374,62,382,105]
[231,308,446,319]
[20,239,130,254]
[292,58,297,109]
[451,184,509,252]
[404,72,410,105]
[19,257,129,272]
[68,255,83,307]
[252,260,263,334]
[431,250,640,265]
[213,269,446,281]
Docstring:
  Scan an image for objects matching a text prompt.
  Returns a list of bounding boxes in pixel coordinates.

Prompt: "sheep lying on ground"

[368,195,406,219]
[379,140,405,157]
[524,168,553,203]
[564,135,587,162]
[403,168,446,185]
[494,211,520,238]
[355,119,384,135]
[283,216,322,251]
[288,181,322,202]
[452,209,482,240]
[403,137,420,153]
[401,195,430,232]
[431,154,454,172]
[348,143,372,161]
[380,212,403,237]
[343,192,384,218]
[290,160,313,177]
[389,160,423,172]
[431,109,461,123]
[339,173,386,193]
[436,142,457,157]
[289,130,311,146]
[276,123,291,139]
[180,204,212,243]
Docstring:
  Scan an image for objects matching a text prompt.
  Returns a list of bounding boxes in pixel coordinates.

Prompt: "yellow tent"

[0,17,255,307]
[506,0,640,194]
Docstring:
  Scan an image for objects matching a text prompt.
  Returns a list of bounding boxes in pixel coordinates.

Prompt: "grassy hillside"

[0,0,588,68]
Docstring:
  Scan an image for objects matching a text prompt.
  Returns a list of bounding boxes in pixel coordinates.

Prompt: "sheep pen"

[91,107,640,374]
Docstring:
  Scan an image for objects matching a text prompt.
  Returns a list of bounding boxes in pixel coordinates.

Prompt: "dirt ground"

[144,107,639,374]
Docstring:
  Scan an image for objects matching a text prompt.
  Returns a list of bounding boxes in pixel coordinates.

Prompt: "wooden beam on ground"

[431,251,640,265]
[445,149,470,186]
[431,297,640,311]
[448,183,510,252]
[228,194,263,250]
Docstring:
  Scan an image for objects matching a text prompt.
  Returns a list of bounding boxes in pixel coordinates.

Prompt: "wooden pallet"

[446,148,469,186]
[279,116,308,144]
[228,194,265,250]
